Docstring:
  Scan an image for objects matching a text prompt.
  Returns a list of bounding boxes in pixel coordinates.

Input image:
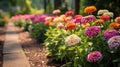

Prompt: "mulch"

[0,27,5,67]
[15,27,61,67]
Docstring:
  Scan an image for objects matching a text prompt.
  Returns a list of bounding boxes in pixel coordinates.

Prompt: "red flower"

[100,15,110,21]
[65,11,74,16]
[74,15,83,19]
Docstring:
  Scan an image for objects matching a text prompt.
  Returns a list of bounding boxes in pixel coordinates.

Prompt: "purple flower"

[104,29,119,39]
[108,36,120,49]
[84,26,101,37]
[87,51,102,62]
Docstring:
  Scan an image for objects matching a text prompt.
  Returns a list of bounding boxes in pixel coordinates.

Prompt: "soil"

[15,27,61,67]
[0,27,5,67]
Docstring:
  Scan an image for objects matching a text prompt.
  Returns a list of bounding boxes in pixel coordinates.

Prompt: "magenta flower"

[104,29,119,39]
[84,26,101,37]
[87,51,102,62]
[74,17,82,24]
[108,36,120,49]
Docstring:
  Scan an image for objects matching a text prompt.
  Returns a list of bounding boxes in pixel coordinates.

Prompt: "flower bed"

[11,6,120,67]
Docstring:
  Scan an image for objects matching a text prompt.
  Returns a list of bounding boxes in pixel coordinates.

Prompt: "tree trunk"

[54,0,62,9]
[44,0,47,13]
[74,0,80,14]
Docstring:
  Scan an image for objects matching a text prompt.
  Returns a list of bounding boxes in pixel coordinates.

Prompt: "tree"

[43,0,47,13]
[54,0,62,9]
[74,0,80,14]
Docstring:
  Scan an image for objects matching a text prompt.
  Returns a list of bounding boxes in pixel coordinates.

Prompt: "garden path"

[3,22,30,67]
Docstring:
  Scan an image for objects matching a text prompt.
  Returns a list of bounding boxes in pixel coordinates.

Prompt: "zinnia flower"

[108,36,120,49]
[84,6,97,14]
[53,9,61,14]
[74,15,83,19]
[65,16,72,22]
[104,29,119,39]
[65,11,74,16]
[103,12,114,18]
[60,15,66,19]
[93,19,104,25]
[45,17,52,22]
[65,34,81,46]
[87,51,102,62]
[74,17,82,24]
[57,23,64,28]
[115,17,120,23]
[44,21,50,26]
[80,15,96,24]
[81,23,90,28]
[53,17,64,23]
[100,15,110,21]
[84,26,101,37]
[97,9,109,15]
[65,22,76,30]
[109,22,120,30]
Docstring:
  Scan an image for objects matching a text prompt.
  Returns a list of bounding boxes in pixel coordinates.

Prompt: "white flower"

[65,34,81,46]
[97,9,109,15]
[103,12,114,18]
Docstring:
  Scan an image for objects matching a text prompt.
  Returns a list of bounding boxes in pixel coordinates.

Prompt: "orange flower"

[109,22,120,30]
[65,22,76,30]
[93,19,104,25]
[4,16,9,21]
[60,15,66,19]
[81,23,90,28]
[44,21,50,26]
[84,6,97,14]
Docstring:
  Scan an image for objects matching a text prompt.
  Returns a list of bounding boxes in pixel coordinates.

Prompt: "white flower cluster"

[103,12,114,18]
[97,9,114,17]
[65,34,81,46]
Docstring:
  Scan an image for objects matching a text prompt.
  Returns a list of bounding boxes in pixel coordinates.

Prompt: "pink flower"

[87,51,102,62]
[80,15,96,24]
[57,23,64,28]
[53,9,61,14]
[115,17,120,23]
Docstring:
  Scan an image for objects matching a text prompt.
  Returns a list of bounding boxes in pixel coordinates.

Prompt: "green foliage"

[0,19,6,27]
[44,27,96,67]
[29,22,48,43]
